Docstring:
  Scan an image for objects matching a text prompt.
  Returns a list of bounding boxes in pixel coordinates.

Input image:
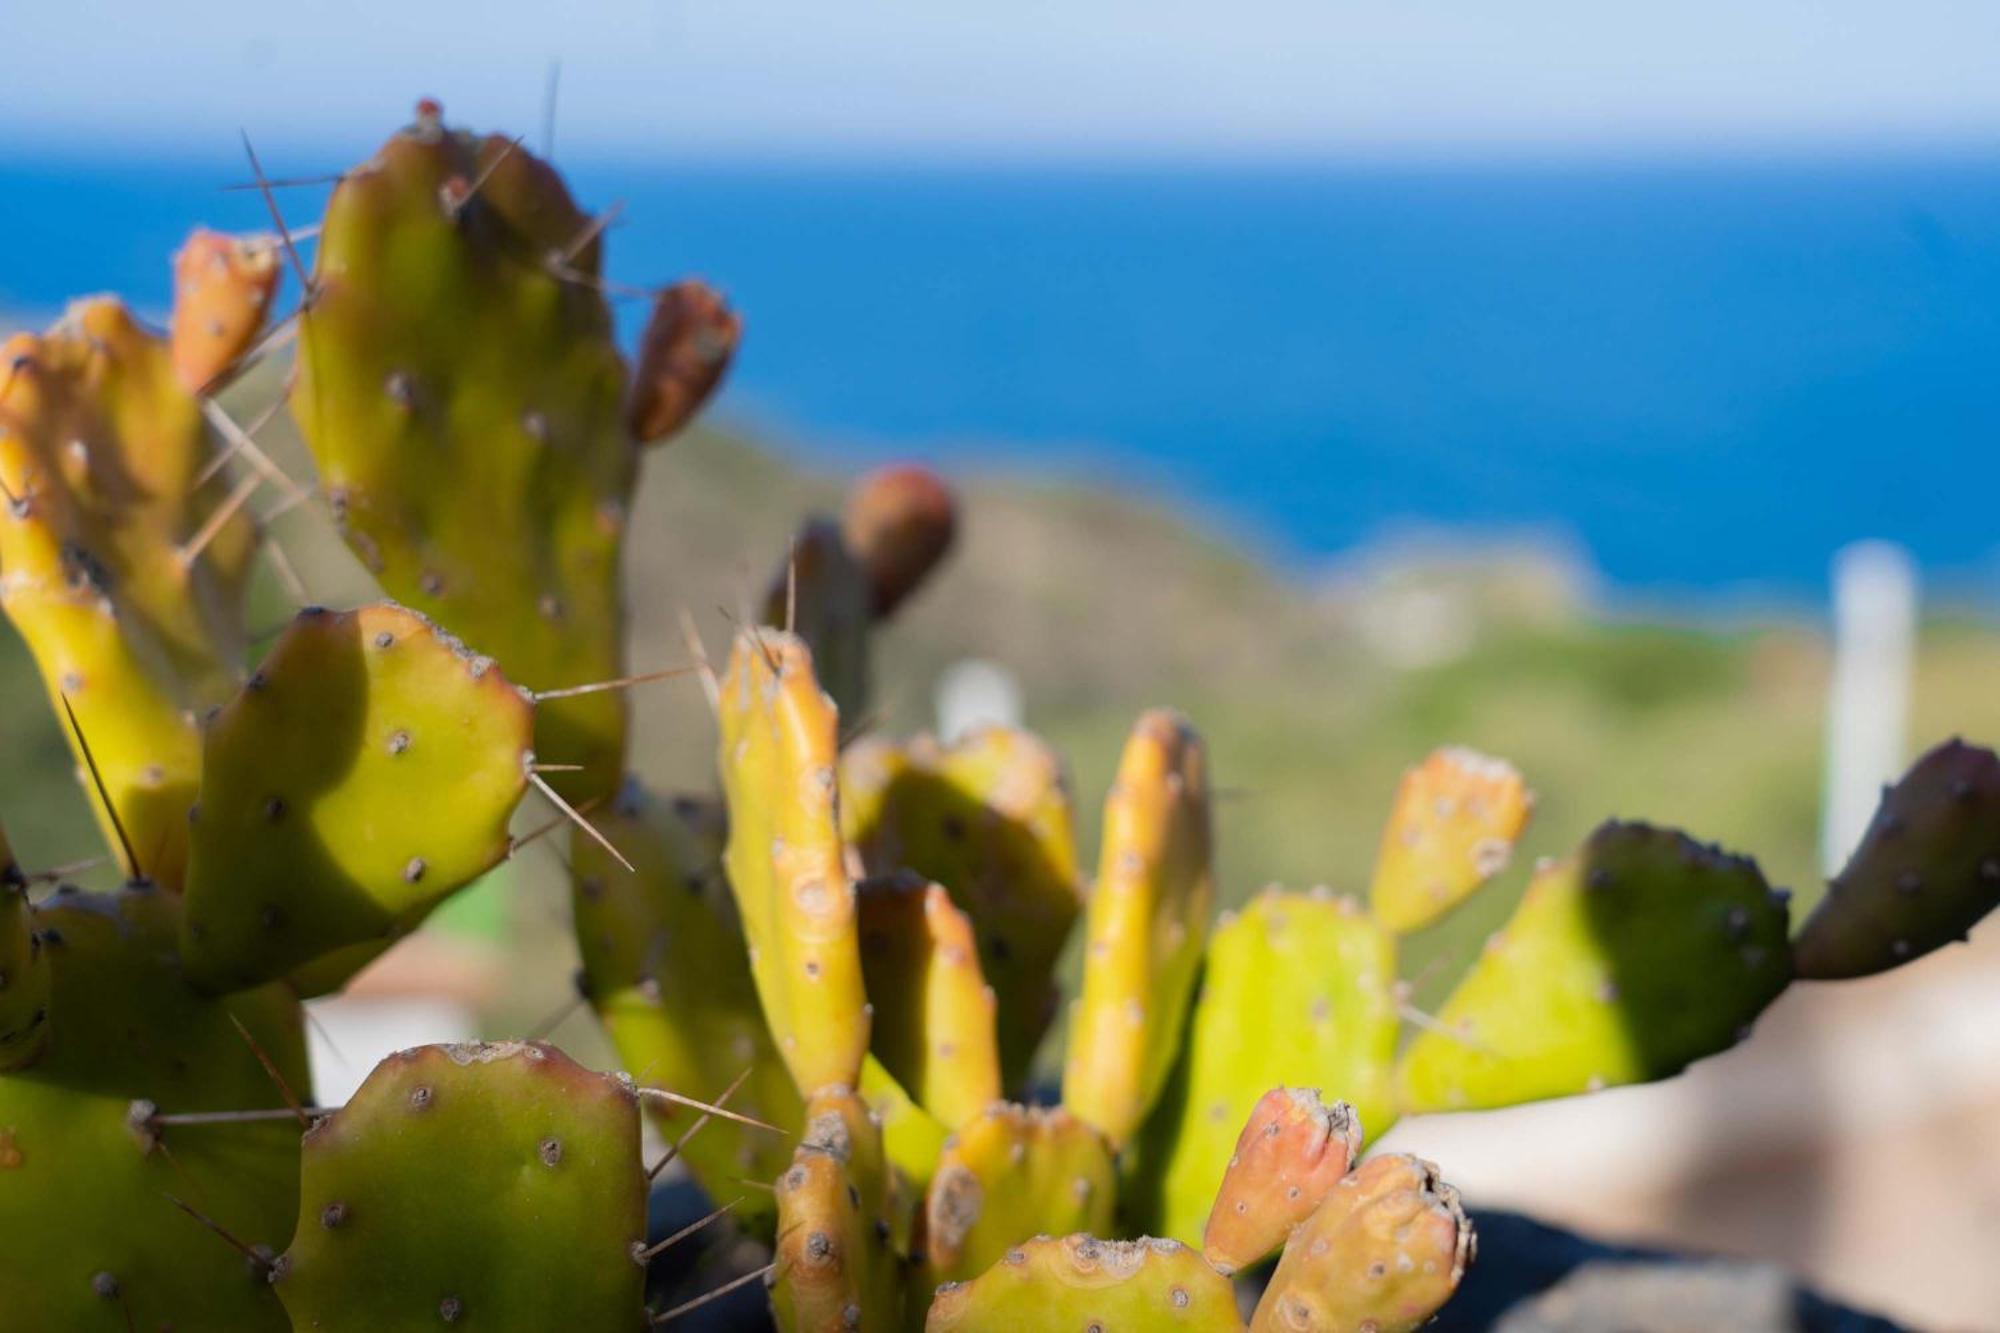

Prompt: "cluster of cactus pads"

[0,101,1995,1332]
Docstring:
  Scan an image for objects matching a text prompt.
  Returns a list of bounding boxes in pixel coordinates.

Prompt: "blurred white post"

[1821,541,1917,873]
[935,658,1023,741]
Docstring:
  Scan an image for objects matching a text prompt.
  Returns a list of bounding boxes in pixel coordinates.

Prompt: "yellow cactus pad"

[1062,709,1214,1147]
[718,628,871,1096]
[845,725,1083,1090]
[772,1087,905,1333]
[926,1235,1242,1333]
[921,1104,1116,1290]
[0,299,258,890]
[1370,746,1533,934]
[170,228,280,393]
[858,873,1002,1129]
[180,603,532,992]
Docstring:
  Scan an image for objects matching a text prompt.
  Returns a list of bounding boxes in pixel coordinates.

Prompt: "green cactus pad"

[1127,888,1398,1245]
[572,780,801,1233]
[844,725,1083,1090]
[858,1054,949,1212]
[772,1087,904,1333]
[919,1104,1116,1292]
[293,103,639,803]
[718,629,871,1097]
[1795,738,2000,980]
[925,1235,1242,1333]
[1201,1087,1362,1276]
[1395,821,1793,1115]
[276,1041,647,1332]
[762,516,873,722]
[180,603,532,993]
[1062,710,1214,1148]
[0,834,49,1071]
[0,300,258,891]
[1249,1153,1474,1333]
[0,886,305,1331]
[858,872,1002,1129]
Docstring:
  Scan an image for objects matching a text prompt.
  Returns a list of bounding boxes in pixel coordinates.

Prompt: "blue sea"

[6,151,1999,597]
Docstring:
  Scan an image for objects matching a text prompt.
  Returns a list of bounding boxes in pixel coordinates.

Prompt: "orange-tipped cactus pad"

[293,102,637,803]
[180,603,532,993]
[170,227,281,392]
[1203,1088,1362,1275]
[926,1235,1243,1333]
[858,873,1002,1129]
[1795,737,2000,979]
[718,629,871,1096]
[626,278,740,444]
[1062,710,1215,1147]
[842,463,957,619]
[1370,746,1533,934]
[0,298,257,890]
[921,1104,1116,1289]
[1250,1154,1474,1333]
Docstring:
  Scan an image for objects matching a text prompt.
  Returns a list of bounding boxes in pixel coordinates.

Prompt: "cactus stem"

[526,771,635,874]
[648,1262,774,1325]
[632,1197,741,1264]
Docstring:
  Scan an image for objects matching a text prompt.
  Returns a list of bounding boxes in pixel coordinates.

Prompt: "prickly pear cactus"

[1795,737,2000,979]
[293,102,640,803]
[926,1235,1243,1333]
[1128,888,1398,1245]
[170,227,281,393]
[626,279,740,444]
[1201,1087,1362,1276]
[920,1103,1117,1292]
[0,885,305,1332]
[859,1054,950,1206]
[179,603,532,993]
[1249,1153,1474,1333]
[717,629,870,1096]
[0,834,49,1071]
[1396,820,1793,1114]
[772,1087,905,1333]
[844,725,1083,1090]
[572,780,801,1233]
[275,1041,647,1332]
[858,872,1001,1129]
[842,463,957,619]
[762,517,874,721]
[1063,709,1214,1147]
[0,298,258,890]
[1370,746,1533,934]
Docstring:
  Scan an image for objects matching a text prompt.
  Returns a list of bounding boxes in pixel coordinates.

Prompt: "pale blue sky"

[9,0,2000,160]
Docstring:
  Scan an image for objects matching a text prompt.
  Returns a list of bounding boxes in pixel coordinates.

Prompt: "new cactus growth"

[771,1086,907,1332]
[1395,820,1793,1114]
[1129,889,1397,1246]
[627,279,741,444]
[1201,1087,1362,1277]
[170,227,281,393]
[179,603,533,993]
[1370,746,1533,934]
[1063,709,1214,1147]
[274,1041,648,1331]
[844,725,1083,1090]
[0,298,258,890]
[1249,1153,1474,1333]
[1794,737,2000,979]
[718,628,871,1096]
[842,463,958,620]
[857,872,1002,1130]
[926,1235,1243,1333]
[572,780,802,1232]
[920,1103,1117,1290]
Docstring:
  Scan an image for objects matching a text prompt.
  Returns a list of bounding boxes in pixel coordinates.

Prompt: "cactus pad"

[276,1041,646,1331]
[1062,709,1214,1147]
[1395,821,1792,1114]
[772,1087,905,1333]
[762,517,874,721]
[1370,747,1533,934]
[1202,1088,1362,1276]
[180,603,532,992]
[1249,1154,1474,1333]
[293,103,639,802]
[926,1235,1242,1333]
[920,1104,1116,1290]
[718,628,870,1096]
[0,835,49,1071]
[1795,738,2000,979]
[626,279,740,444]
[0,886,305,1331]
[170,227,281,393]
[842,463,957,619]
[858,872,1001,1129]
[572,780,801,1232]
[0,298,257,889]
[845,725,1083,1090]
[1128,888,1398,1246]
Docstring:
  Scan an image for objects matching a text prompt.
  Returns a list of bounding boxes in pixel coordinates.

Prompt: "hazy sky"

[9,0,2000,160]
